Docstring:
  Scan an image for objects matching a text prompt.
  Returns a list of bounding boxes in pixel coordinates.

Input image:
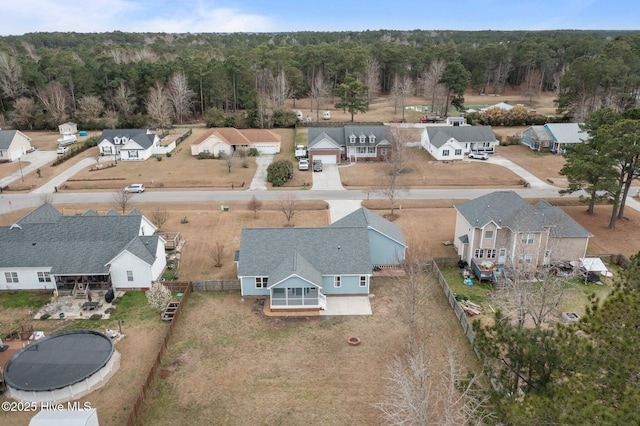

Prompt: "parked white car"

[298,158,309,171]
[56,146,69,155]
[123,183,145,193]
[468,151,489,160]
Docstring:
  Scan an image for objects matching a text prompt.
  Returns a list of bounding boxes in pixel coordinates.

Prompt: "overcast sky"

[0,0,637,36]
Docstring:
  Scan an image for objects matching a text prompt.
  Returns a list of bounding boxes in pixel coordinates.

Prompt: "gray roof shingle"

[237,227,372,278]
[0,130,19,150]
[331,207,406,246]
[99,129,156,150]
[308,125,390,148]
[1,204,160,275]
[424,126,497,149]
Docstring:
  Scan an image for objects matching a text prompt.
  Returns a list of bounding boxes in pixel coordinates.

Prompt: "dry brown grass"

[340,147,524,188]
[496,143,568,187]
[136,277,479,426]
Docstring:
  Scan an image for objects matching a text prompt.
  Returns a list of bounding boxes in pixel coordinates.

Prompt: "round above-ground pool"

[3,329,120,403]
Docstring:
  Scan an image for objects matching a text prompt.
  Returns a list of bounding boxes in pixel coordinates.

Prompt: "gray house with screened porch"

[235,207,406,311]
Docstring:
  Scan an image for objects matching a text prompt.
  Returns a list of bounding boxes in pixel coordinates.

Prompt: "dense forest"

[0,29,639,130]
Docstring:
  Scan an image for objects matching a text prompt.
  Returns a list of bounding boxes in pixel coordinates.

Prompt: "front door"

[498,248,507,264]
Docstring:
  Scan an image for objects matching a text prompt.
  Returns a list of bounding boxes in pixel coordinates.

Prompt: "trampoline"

[3,330,120,403]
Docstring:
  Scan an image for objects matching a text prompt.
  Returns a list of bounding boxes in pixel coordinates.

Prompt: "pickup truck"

[295,145,307,159]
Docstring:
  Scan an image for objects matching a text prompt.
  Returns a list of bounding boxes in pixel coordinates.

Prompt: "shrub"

[40,313,51,320]
[267,160,294,186]
[248,147,259,157]
[156,155,163,161]
[90,314,102,320]
[146,282,172,311]
[166,151,172,157]
[197,152,215,160]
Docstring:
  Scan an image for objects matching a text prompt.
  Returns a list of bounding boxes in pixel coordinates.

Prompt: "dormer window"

[359,135,365,144]
[369,135,376,144]
[114,137,120,145]
[349,135,356,144]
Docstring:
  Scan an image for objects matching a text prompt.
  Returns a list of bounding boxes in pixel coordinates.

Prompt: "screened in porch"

[270,287,326,310]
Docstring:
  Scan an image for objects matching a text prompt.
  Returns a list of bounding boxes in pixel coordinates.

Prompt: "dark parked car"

[312,159,323,172]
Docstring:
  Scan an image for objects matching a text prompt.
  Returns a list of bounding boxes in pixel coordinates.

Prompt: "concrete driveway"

[485,154,553,189]
[311,164,344,190]
[0,150,57,189]
[249,154,274,190]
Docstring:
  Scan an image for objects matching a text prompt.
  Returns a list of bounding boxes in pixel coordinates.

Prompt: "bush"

[267,160,294,186]
[166,151,172,157]
[156,155,163,161]
[197,152,215,160]
[271,109,298,128]
[248,147,259,157]
[40,313,51,320]
[90,314,102,320]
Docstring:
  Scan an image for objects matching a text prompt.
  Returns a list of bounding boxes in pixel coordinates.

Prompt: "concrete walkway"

[31,158,100,194]
[486,154,553,189]
[0,150,57,189]
[249,154,274,190]
[327,199,362,223]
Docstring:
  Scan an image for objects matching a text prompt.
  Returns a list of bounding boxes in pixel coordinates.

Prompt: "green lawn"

[0,291,50,309]
[439,267,495,304]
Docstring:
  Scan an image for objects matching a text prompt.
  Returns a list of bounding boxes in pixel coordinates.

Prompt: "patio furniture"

[82,302,99,311]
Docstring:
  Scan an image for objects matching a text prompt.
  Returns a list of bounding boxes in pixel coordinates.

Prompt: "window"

[455,149,462,156]
[521,234,534,244]
[349,135,356,144]
[442,149,450,157]
[367,146,376,154]
[127,270,134,282]
[357,146,367,154]
[37,272,51,283]
[203,147,210,153]
[519,255,533,264]
[128,150,139,159]
[381,148,387,155]
[474,248,483,259]
[484,230,494,239]
[359,135,366,144]
[486,249,496,259]
[369,135,376,144]
[103,146,112,154]
[359,276,367,287]
[4,272,18,283]
[255,277,268,288]
[334,276,341,288]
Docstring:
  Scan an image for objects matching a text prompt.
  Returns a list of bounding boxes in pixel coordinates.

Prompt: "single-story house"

[521,123,588,153]
[58,122,78,135]
[98,129,164,161]
[190,128,281,156]
[235,207,406,311]
[420,125,498,161]
[307,125,393,164]
[0,203,166,292]
[0,130,32,162]
[453,191,592,273]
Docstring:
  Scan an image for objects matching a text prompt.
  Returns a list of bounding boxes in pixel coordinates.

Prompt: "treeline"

[0,29,639,130]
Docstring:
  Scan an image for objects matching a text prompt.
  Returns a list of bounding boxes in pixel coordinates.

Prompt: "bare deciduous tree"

[237,148,249,168]
[150,206,169,230]
[375,346,490,426]
[0,51,25,100]
[211,242,225,268]
[167,71,195,124]
[379,129,408,217]
[36,81,69,125]
[146,81,172,129]
[75,95,104,124]
[391,74,413,120]
[9,97,38,130]
[422,59,447,115]
[309,70,329,121]
[364,56,381,103]
[271,68,292,109]
[247,195,263,219]
[111,190,133,215]
[522,68,543,102]
[112,81,135,117]
[219,152,233,173]
[278,192,297,226]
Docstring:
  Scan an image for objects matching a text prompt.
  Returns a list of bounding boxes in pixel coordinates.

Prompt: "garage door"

[253,144,279,155]
[313,154,337,164]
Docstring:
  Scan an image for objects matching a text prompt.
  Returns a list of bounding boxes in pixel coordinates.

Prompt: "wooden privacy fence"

[126,282,192,426]
[192,279,241,292]
[430,259,476,345]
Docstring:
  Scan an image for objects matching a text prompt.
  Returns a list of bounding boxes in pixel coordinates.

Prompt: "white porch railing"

[319,293,327,310]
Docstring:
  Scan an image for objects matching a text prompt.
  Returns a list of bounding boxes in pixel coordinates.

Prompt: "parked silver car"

[468,151,489,160]
[123,183,145,193]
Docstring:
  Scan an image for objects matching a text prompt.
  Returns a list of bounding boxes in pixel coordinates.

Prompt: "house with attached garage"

[190,128,281,156]
[453,191,592,278]
[521,123,589,153]
[0,203,166,294]
[235,207,406,312]
[307,125,392,164]
[420,125,498,161]
[98,128,167,161]
[0,130,32,162]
